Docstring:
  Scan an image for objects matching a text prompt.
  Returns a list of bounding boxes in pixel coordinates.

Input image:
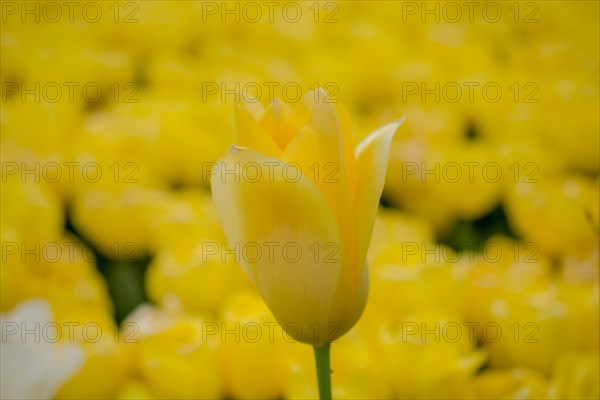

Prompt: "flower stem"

[313,343,332,400]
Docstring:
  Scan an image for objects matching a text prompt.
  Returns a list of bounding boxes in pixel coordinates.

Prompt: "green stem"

[313,343,332,400]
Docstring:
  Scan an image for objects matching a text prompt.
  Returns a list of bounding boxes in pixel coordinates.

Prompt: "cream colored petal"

[305,89,356,196]
[258,99,296,149]
[210,146,342,344]
[280,90,358,254]
[326,259,370,342]
[239,93,265,120]
[283,89,357,206]
[354,119,404,265]
[281,90,365,339]
[233,98,281,158]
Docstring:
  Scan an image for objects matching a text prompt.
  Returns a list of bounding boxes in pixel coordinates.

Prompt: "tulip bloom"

[211,89,401,345]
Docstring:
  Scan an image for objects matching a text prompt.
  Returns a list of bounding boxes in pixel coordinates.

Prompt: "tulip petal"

[258,99,297,149]
[307,89,357,198]
[280,92,358,259]
[240,93,265,120]
[282,90,357,211]
[234,98,281,158]
[355,119,404,264]
[211,146,342,344]
[281,92,369,341]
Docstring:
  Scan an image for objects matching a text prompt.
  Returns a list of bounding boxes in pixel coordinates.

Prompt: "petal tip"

[387,116,407,133]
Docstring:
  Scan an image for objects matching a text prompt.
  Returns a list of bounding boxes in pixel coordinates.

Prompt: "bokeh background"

[1,1,599,399]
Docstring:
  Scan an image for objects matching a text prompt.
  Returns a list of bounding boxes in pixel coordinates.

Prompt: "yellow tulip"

[211,89,401,345]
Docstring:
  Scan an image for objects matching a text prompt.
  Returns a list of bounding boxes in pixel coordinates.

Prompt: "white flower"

[1,299,85,400]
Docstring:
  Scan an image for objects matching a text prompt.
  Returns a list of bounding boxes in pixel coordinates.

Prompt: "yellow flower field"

[1,1,598,399]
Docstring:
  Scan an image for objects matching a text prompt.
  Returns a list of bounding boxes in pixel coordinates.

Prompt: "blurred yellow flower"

[57,337,132,400]
[146,242,252,316]
[505,175,599,257]
[211,89,401,344]
[123,304,222,399]
[218,291,289,400]
[550,352,600,399]
[469,368,550,399]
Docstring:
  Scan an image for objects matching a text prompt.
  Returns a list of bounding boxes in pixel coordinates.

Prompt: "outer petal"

[354,119,404,265]
[210,146,342,344]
